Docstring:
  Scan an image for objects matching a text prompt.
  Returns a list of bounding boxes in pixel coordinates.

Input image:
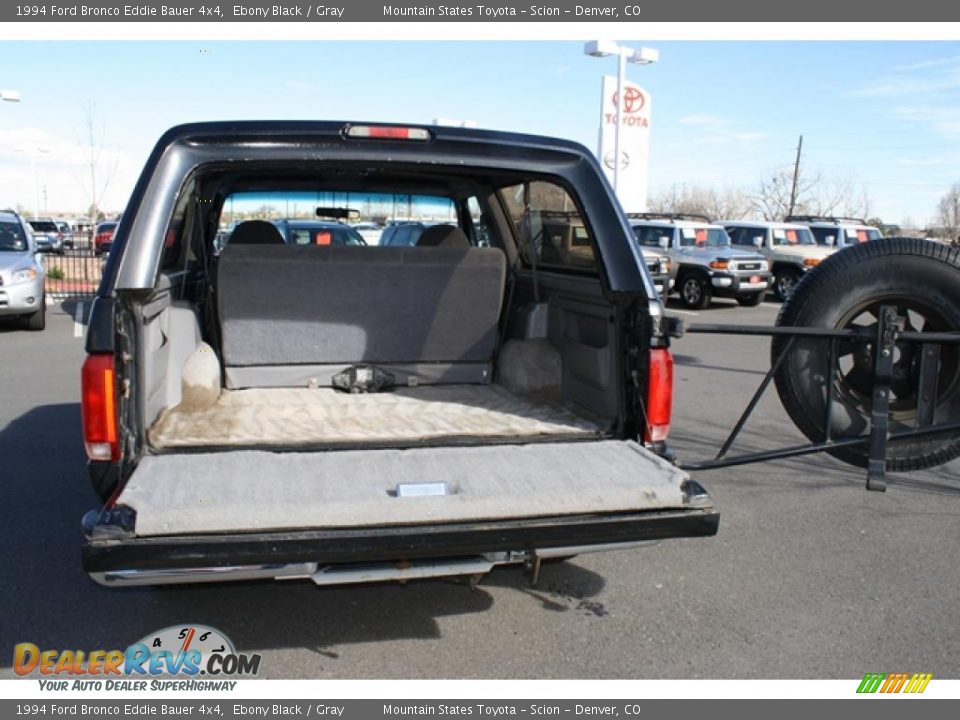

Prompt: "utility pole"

[788,134,804,218]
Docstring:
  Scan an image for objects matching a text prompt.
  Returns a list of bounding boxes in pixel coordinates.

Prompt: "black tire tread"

[25,300,46,332]
[774,238,960,472]
[679,271,711,310]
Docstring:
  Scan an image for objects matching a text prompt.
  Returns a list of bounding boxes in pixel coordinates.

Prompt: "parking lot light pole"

[584,41,659,194]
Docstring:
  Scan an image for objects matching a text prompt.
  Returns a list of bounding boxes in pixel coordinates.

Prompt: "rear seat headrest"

[229,220,285,245]
[416,225,471,248]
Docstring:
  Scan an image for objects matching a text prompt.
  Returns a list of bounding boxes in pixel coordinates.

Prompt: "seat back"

[228,220,285,245]
[216,244,506,388]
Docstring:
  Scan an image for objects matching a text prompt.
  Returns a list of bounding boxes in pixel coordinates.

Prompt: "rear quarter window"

[499,180,596,272]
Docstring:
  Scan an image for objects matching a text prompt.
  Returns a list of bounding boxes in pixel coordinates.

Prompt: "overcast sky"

[1,40,959,225]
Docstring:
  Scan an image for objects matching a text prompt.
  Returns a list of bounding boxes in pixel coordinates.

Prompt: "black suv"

[80,121,717,588]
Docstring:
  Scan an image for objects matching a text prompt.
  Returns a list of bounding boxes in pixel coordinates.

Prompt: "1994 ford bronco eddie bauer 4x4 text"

[80,121,718,588]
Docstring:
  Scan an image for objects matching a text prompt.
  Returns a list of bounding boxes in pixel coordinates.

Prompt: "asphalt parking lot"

[1,297,958,679]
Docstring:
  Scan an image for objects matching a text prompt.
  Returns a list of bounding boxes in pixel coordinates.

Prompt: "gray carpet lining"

[148,384,607,449]
[121,441,688,537]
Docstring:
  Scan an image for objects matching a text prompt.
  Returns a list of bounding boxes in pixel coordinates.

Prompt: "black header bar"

[4,0,959,22]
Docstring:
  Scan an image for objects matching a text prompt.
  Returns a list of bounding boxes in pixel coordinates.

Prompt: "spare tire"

[773,237,960,471]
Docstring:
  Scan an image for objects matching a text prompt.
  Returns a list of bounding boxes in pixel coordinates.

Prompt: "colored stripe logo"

[857,672,933,694]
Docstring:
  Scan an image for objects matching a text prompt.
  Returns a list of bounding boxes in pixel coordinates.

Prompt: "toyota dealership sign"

[598,75,652,213]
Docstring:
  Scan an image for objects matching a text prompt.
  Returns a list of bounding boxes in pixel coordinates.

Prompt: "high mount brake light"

[82,354,119,462]
[344,125,431,141]
[645,348,674,443]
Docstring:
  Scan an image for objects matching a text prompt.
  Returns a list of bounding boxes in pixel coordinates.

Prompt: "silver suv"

[0,209,46,330]
[785,215,882,249]
[629,214,772,309]
[722,220,835,301]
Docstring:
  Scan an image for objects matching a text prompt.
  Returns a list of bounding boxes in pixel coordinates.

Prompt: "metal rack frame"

[677,306,960,491]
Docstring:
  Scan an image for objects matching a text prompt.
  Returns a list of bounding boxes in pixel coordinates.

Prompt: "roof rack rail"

[539,209,583,220]
[785,214,868,225]
[627,212,713,223]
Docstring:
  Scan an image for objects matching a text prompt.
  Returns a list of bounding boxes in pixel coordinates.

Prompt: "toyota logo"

[613,87,645,114]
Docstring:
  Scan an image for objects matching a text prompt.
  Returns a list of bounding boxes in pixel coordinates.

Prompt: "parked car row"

[214,219,475,249]
[629,213,884,308]
[0,215,121,257]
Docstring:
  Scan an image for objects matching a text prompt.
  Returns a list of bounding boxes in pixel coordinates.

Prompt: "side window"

[679,228,698,247]
[633,226,671,249]
[500,180,595,271]
[290,229,311,245]
[160,179,194,272]
[811,227,837,247]
[466,196,492,248]
[160,214,186,271]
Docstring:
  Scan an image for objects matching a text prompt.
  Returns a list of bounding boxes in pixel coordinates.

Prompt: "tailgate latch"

[332,365,395,393]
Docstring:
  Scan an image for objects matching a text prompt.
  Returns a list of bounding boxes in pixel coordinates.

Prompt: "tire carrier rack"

[677,306,960,491]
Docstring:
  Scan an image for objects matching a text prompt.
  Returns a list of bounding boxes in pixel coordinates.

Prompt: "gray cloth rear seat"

[216,244,507,387]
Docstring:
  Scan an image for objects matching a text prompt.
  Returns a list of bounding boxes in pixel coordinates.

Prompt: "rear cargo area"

[149,383,606,449]
[120,223,685,540]
[142,242,625,452]
[119,440,686,536]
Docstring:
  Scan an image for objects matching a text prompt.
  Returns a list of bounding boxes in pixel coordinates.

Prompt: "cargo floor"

[148,384,606,449]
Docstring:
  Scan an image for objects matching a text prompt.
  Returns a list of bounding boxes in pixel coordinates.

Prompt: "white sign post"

[598,75,652,213]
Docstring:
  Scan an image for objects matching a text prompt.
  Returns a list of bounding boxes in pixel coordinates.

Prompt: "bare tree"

[73,103,118,229]
[809,176,872,219]
[753,167,871,220]
[935,183,960,246]
[753,167,810,220]
[649,184,753,221]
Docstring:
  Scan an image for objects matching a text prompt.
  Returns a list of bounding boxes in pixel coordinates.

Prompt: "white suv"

[630,214,772,309]
[722,220,835,301]
[785,215,882,249]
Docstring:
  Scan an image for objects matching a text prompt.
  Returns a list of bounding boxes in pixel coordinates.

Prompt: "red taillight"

[82,354,119,461]
[645,348,674,443]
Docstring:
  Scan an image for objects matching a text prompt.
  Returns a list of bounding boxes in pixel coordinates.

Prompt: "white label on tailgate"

[395,482,450,497]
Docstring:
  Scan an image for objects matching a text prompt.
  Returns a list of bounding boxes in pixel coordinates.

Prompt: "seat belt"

[189,198,221,356]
